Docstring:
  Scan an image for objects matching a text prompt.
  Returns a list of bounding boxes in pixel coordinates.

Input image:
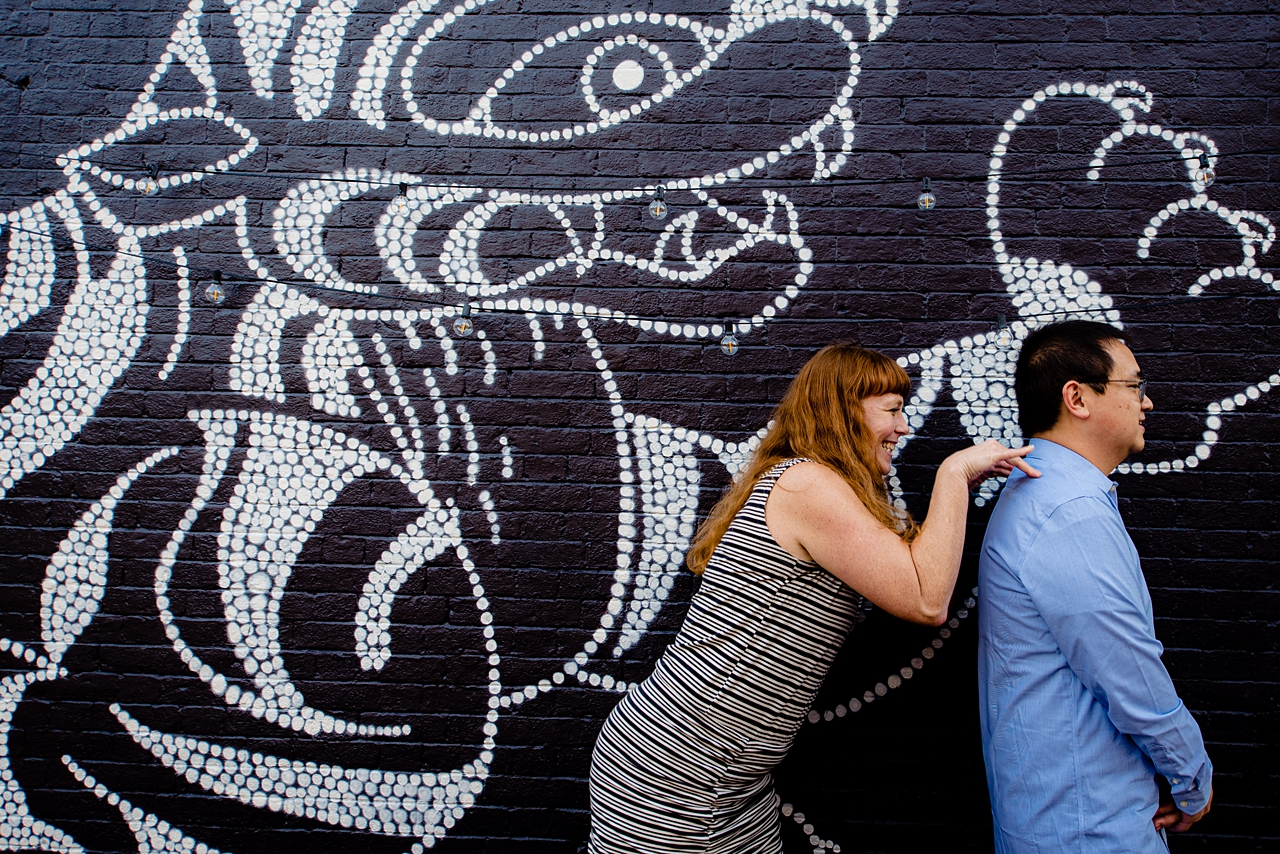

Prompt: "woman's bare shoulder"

[772,460,881,527]
[773,459,847,493]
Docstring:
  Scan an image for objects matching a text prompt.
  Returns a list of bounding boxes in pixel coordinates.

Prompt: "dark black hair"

[1015,320,1132,436]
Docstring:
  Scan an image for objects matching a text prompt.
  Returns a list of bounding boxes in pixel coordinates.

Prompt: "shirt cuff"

[1167,757,1213,816]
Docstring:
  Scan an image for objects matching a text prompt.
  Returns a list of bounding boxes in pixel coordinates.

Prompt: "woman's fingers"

[998,443,1040,477]
[960,442,1041,485]
[1010,454,1041,477]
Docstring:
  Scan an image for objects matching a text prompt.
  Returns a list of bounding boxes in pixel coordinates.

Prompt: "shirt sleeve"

[1018,495,1213,814]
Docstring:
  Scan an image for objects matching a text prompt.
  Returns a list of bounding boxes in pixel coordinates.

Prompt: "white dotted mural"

[64,757,225,854]
[890,80,1280,504]
[2,448,177,854]
[0,0,1274,850]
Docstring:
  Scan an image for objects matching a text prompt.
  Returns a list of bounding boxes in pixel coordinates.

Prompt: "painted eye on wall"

[352,5,871,187]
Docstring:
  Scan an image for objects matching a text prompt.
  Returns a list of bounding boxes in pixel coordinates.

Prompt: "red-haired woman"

[588,343,1038,853]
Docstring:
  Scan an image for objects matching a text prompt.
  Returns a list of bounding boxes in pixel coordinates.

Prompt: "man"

[978,320,1213,853]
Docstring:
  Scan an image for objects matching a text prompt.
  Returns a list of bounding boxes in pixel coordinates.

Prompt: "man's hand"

[1153,776,1212,833]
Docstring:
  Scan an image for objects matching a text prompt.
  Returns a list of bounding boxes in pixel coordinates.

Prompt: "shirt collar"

[1022,438,1120,502]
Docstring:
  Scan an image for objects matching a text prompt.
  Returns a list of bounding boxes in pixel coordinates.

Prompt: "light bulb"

[392,182,409,215]
[994,314,1011,348]
[1194,154,1215,188]
[649,187,667,220]
[205,273,226,306]
[720,333,739,356]
[452,303,473,337]
[141,165,160,197]
[917,177,935,211]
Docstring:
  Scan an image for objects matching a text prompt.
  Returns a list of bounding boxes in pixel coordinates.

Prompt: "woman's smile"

[863,393,910,474]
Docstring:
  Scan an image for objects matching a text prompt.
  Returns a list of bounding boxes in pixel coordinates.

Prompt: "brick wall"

[0,0,1275,851]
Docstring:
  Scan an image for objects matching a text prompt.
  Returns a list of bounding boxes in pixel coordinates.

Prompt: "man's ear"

[1060,380,1091,421]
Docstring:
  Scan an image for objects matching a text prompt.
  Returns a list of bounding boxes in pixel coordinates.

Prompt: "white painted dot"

[612,59,644,92]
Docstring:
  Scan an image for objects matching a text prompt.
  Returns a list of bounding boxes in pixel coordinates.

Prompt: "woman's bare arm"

[766,442,1038,625]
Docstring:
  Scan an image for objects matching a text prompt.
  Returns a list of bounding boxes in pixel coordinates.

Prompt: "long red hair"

[686,343,919,574]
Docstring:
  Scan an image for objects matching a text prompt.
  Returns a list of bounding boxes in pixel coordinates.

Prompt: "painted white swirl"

[227,0,305,99]
[112,703,490,847]
[64,756,228,854]
[1,200,56,339]
[0,668,80,853]
[356,513,453,671]
[42,448,180,662]
[230,282,323,403]
[291,0,360,120]
[274,169,420,294]
[612,415,700,657]
[303,312,365,417]
[210,413,412,737]
[0,232,145,502]
[1,448,176,852]
[377,184,483,294]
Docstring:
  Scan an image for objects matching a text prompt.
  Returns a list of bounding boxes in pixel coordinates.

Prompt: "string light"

[203,271,226,305]
[994,314,1013,348]
[3,216,1267,337]
[452,302,474,337]
[1195,154,1216,187]
[917,178,935,211]
[719,331,739,356]
[392,182,410,215]
[11,145,1275,195]
[140,164,160,197]
[648,187,667,220]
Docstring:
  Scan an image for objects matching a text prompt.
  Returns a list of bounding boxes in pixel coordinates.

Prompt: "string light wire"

[1,218,1272,343]
[0,137,1275,347]
[0,145,1275,196]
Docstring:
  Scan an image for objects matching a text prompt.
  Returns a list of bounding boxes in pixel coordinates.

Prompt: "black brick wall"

[0,0,1276,851]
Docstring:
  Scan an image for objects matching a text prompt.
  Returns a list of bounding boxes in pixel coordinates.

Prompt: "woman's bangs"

[859,353,912,400]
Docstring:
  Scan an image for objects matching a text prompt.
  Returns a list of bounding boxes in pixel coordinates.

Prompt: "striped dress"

[589,458,864,853]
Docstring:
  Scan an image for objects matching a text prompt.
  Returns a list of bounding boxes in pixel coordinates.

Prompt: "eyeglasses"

[1099,378,1148,400]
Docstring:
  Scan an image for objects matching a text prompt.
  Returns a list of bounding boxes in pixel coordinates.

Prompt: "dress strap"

[753,457,810,496]
[762,457,810,483]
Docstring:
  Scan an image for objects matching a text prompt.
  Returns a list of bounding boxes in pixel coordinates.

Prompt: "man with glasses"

[977,320,1213,853]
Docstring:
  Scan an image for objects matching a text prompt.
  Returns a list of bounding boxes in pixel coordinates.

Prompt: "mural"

[0,0,1275,850]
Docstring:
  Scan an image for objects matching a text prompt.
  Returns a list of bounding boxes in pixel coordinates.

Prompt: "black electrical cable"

[1,219,1274,338]
[0,145,1275,195]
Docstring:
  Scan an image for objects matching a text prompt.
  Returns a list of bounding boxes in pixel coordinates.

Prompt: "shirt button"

[1179,801,1188,808]
[1171,779,1179,785]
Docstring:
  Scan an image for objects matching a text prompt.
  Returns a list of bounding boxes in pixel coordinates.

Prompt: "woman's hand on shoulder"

[941,440,1041,490]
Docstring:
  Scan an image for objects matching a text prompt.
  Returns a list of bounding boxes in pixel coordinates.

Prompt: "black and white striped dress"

[589,458,864,853]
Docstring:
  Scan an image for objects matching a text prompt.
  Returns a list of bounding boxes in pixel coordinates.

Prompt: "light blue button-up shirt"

[978,439,1212,854]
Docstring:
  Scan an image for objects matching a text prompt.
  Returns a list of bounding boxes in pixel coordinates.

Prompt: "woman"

[588,343,1038,853]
